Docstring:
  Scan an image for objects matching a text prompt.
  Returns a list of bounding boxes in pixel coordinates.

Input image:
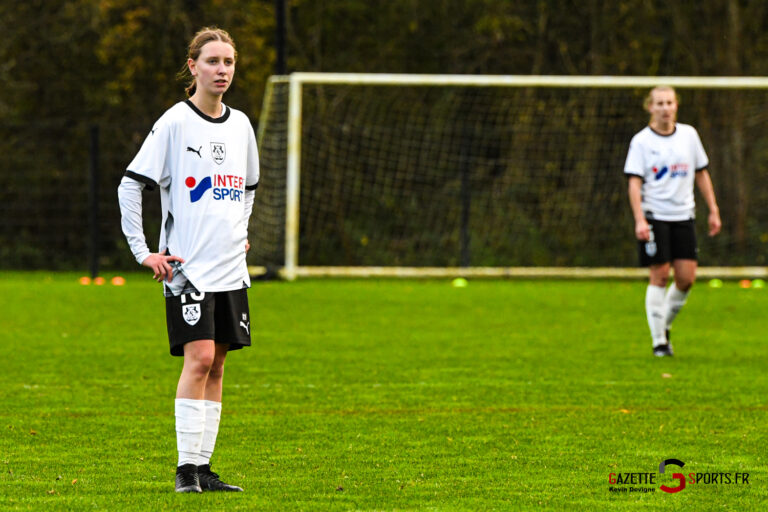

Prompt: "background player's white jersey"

[120,100,259,293]
[623,123,708,221]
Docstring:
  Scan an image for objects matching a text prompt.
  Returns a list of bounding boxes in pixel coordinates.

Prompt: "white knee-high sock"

[645,285,667,347]
[664,285,689,331]
[175,398,206,467]
[199,400,222,466]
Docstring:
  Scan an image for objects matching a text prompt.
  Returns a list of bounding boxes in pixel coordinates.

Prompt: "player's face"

[648,89,677,127]
[189,41,236,98]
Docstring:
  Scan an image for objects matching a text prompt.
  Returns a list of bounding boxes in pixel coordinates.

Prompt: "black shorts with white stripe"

[164,289,251,356]
[638,217,698,267]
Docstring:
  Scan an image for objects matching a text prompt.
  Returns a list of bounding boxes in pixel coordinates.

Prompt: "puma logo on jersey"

[186,146,202,158]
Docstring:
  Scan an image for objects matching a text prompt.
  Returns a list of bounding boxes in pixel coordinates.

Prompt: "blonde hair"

[178,27,237,97]
[643,86,680,111]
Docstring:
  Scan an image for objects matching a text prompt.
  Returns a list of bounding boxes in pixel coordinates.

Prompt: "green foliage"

[4,1,768,269]
[1,274,766,509]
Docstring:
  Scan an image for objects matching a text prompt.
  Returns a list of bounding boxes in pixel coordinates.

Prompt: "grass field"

[0,272,766,510]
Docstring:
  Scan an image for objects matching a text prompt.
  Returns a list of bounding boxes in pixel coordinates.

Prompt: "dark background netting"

[4,83,768,271]
[252,83,768,269]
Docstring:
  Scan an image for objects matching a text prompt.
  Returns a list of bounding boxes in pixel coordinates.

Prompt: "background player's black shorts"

[638,218,698,267]
[165,289,251,356]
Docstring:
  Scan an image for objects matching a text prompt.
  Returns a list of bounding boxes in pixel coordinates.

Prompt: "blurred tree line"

[2,0,768,269]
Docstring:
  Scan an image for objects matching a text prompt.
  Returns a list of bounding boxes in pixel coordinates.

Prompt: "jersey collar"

[648,124,677,137]
[184,99,231,124]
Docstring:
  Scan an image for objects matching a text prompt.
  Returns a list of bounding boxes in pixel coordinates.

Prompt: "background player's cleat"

[175,463,202,493]
[197,464,243,492]
[653,343,674,357]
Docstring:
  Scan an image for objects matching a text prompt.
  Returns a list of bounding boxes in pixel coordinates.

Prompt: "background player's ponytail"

[178,27,238,97]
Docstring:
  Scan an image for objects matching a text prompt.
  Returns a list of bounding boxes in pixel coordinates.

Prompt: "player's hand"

[635,219,651,241]
[245,241,250,253]
[708,211,722,237]
[142,253,185,283]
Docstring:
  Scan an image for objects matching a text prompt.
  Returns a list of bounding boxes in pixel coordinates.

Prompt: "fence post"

[460,162,471,268]
[89,124,100,278]
[275,0,286,74]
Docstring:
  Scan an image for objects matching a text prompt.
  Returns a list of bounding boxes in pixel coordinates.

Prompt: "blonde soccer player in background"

[624,86,721,357]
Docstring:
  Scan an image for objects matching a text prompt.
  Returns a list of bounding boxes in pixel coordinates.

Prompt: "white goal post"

[250,73,768,280]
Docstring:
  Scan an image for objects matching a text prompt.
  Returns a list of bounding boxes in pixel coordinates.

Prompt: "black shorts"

[165,289,251,357]
[638,218,698,266]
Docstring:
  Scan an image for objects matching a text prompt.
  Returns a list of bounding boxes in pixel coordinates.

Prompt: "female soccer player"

[118,27,259,492]
[624,86,721,357]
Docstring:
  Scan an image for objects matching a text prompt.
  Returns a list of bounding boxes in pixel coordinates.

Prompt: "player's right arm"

[141,253,186,282]
[628,176,650,241]
[118,116,182,281]
[117,176,151,265]
[624,136,650,242]
[117,176,185,282]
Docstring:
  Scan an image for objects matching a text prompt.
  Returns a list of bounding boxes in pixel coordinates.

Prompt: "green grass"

[0,272,766,510]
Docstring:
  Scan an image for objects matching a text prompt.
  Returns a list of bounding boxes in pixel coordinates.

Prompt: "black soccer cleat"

[653,343,674,357]
[175,463,202,493]
[197,464,243,492]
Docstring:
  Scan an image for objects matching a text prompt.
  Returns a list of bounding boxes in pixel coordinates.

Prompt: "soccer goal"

[250,73,768,280]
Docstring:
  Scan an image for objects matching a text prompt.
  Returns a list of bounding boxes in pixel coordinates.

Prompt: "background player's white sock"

[199,400,222,466]
[175,398,206,466]
[664,285,689,331]
[645,285,667,347]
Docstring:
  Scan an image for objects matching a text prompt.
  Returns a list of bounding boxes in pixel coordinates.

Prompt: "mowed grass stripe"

[0,273,765,510]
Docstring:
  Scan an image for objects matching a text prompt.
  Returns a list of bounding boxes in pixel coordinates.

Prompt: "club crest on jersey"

[211,142,226,165]
[182,304,201,325]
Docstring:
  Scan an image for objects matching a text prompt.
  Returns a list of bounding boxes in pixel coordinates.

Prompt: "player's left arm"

[243,189,255,253]
[243,119,260,253]
[695,169,721,236]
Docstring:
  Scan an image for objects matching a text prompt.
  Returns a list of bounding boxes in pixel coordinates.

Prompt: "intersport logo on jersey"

[185,174,245,203]
[653,163,689,181]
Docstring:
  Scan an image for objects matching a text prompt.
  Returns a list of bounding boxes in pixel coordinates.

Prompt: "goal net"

[250,74,768,280]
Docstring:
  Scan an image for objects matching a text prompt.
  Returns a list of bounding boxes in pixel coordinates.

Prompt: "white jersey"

[119,100,259,293]
[623,123,708,221]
